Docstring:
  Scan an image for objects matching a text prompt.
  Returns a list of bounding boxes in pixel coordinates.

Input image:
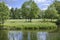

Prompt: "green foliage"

[10,8,22,19]
[54,0,60,14]
[56,18,60,25]
[14,8,22,19]
[10,8,15,19]
[21,1,40,22]
[45,5,59,19]
[0,2,10,24]
[4,20,57,30]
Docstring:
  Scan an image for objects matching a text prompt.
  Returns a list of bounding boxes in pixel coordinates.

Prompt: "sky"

[0,0,54,10]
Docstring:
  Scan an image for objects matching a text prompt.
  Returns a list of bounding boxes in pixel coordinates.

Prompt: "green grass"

[3,19,57,31]
[6,19,57,22]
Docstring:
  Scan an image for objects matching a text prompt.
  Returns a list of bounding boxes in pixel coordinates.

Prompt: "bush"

[4,22,57,30]
[56,18,60,25]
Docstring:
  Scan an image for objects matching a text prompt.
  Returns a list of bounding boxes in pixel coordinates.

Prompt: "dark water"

[0,30,60,40]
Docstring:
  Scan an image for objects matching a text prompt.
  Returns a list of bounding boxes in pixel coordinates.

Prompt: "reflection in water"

[8,31,47,40]
[23,32,28,40]
[37,32,47,40]
[28,32,30,40]
[8,31,23,40]
[30,32,37,40]
[0,30,8,40]
[0,30,60,40]
[8,31,60,40]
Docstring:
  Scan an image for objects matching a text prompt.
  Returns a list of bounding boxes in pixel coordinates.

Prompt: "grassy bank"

[2,20,57,31]
[6,19,57,22]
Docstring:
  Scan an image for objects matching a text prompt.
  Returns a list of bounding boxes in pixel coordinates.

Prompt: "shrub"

[56,18,60,25]
[4,22,57,30]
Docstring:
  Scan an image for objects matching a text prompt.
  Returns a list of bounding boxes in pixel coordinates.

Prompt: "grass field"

[6,19,57,22]
[3,19,57,30]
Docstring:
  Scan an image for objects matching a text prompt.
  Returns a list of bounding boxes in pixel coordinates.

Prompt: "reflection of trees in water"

[47,33,60,40]
[0,30,8,40]
[30,32,37,40]
[46,31,60,40]
[23,32,28,40]
[8,31,23,40]
[23,32,37,40]
[8,31,60,40]
[37,32,47,40]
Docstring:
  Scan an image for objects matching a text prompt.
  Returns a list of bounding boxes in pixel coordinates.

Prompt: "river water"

[0,29,60,40]
[7,31,60,40]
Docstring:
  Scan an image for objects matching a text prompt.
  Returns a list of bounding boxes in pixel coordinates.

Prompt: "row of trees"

[10,0,40,22]
[0,0,60,23]
[10,0,60,19]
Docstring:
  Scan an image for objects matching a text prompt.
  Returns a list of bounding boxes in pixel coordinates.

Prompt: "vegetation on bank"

[0,0,60,31]
[1,20,56,30]
[56,18,60,25]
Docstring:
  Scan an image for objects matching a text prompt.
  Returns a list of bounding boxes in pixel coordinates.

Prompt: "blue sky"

[0,0,54,10]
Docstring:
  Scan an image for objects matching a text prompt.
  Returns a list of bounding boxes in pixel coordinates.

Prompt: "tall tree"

[0,2,10,26]
[21,0,40,22]
[10,8,15,19]
[45,5,59,20]
[14,8,22,19]
[53,0,60,15]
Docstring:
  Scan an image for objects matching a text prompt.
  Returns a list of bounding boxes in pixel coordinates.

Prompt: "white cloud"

[42,8,47,10]
[9,0,17,2]
[34,0,53,10]
[42,4,50,6]
[34,0,47,4]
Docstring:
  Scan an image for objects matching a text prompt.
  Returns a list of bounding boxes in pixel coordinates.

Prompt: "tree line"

[0,0,60,23]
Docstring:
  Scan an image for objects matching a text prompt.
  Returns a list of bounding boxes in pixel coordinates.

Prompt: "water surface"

[8,31,60,40]
[0,29,60,40]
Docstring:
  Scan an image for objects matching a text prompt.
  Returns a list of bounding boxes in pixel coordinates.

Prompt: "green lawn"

[3,19,57,31]
[6,19,57,22]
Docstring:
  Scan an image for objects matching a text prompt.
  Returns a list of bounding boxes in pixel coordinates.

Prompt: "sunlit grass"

[3,19,57,30]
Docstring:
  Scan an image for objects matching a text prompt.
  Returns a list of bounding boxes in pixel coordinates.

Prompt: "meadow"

[2,19,57,31]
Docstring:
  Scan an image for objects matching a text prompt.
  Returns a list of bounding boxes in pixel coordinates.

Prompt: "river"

[0,28,60,40]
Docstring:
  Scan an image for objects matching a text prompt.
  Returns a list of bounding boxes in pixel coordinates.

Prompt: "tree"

[14,8,22,19]
[10,8,22,19]
[10,8,15,19]
[21,0,40,22]
[54,0,60,14]
[45,5,59,21]
[0,2,10,26]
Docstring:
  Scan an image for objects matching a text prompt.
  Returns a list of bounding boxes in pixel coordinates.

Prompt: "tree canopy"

[0,2,10,24]
[45,4,59,19]
[53,0,60,14]
[21,0,40,22]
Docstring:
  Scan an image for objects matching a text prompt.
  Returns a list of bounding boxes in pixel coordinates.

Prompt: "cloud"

[39,5,48,10]
[34,0,54,3]
[8,0,17,2]
[34,0,54,10]
[42,4,50,6]
[34,0,47,3]
[42,8,48,10]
